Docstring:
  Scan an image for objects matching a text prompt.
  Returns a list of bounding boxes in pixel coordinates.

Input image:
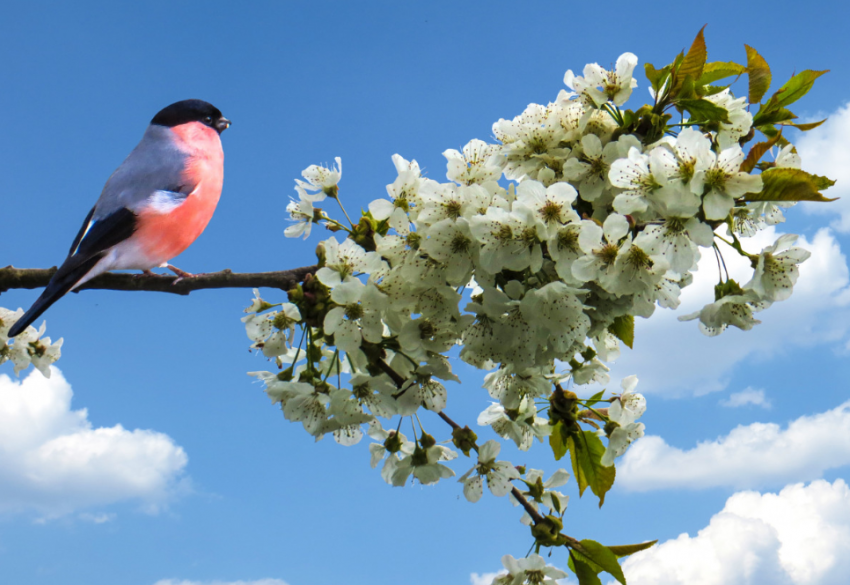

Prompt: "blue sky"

[2,1,850,584]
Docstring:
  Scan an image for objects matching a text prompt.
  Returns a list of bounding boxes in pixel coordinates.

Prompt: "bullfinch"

[8,99,230,338]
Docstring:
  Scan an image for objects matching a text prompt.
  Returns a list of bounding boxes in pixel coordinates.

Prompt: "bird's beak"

[217,117,231,132]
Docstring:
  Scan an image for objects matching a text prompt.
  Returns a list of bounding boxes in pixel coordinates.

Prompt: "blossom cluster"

[251,44,827,584]
[0,307,63,377]
[262,49,812,465]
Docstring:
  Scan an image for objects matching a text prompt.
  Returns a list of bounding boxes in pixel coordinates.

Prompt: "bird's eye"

[203,116,213,125]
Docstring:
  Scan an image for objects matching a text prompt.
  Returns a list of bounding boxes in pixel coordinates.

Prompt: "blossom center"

[451,233,472,254]
[596,243,620,265]
[557,229,580,252]
[344,304,364,320]
[540,201,563,223]
[678,158,696,183]
[704,168,729,192]
[624,245,652,269]
[445,200,463,219]
[496,224,514,242]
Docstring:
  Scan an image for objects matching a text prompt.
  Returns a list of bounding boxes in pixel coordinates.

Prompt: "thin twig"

[510,486,546,524]
[0,265,318,296]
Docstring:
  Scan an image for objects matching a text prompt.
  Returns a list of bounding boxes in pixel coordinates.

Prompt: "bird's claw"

[166,264,196,285]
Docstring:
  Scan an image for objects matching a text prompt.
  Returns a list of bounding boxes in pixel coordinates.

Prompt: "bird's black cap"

[151,99,230,133]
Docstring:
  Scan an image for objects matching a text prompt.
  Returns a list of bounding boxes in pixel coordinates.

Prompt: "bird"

[8,99,230,338]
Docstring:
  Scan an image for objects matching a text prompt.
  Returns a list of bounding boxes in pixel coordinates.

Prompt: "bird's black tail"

[7,254,103,338]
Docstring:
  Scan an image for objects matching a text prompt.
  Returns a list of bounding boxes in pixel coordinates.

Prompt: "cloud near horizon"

[615,480,850,585]
[619,401,850,492]
[0,368,188,519]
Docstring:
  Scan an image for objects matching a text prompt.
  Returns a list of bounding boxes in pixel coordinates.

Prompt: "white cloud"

[0,368,188,518]
[797,103,850,232]
[153,580,289,585]
[470,572,504,585]
[77,512,115,524]
[720,387,771,409]
[607,227,850,396]
[619,401,850,491]
[616,479,850,585]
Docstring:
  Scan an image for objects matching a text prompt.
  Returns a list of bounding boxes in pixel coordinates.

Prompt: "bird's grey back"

[93,125,191,220]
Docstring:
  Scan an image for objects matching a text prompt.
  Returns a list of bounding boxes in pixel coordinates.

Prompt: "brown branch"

[374,358,586,550]
[376,357,407,387]
[0,265,318,297]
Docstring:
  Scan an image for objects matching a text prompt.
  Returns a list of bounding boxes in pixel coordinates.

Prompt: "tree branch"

[0,265,318,297]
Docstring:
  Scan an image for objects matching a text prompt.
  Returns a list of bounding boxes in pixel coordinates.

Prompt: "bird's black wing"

[7,207,139,337]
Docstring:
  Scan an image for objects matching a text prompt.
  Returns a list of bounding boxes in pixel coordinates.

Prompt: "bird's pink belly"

[135,182,221,264]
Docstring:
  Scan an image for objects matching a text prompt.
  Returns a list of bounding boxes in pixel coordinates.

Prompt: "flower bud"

[530,515,567,547]
[384,431,403,454]
[452,426,478,457]
[419,432,437,449]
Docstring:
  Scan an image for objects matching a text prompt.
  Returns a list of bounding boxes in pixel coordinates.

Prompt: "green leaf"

[578,541,627,585]
[586,389,606,406]
[567,434,586,496]
[645,62,673,94]
[741,130,783,173]
[753,106,797,127]
[608,315,634,349]
[608,540,659,558]
[769,69,828,109]
[745,44,771,104]
[697,61,746,85]
[570,553,603,585]
[778,118,827,131]
[678,75,697,101]
[677,98,730,123]
[549,421,568,460]
[757,124,791,148]
[677,26,708,87]
[745,168,838,202]
[574,430,616,507]
[811,174,837,190]
[702,84,732,96]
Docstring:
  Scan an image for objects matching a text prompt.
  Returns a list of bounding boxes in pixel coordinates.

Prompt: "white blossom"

[458,440,520,502]
[564,52,638,107]
[498,554,567,585]
[745,233,811,302]
[296,157,342,201]
[702,146,764,220]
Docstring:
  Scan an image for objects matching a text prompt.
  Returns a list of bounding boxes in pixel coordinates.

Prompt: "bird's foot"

[166,264,196,284]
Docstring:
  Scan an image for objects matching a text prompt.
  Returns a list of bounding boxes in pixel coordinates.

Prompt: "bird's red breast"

[134,121,224,264]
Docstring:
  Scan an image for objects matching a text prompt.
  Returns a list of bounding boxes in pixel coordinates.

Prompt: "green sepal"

[530,515,567,547]
[715,278,744,301]
[608,314,634,349]
[745,44,772,104]
[586,389,606,406]
[744,167,838,202]
[451,426,478,457]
